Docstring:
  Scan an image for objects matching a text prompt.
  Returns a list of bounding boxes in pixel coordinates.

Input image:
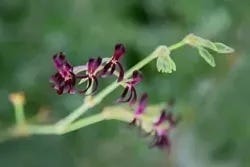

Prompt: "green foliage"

[184,34,234,67]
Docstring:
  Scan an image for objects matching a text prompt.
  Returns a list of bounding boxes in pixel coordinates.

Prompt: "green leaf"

[184,34,216,50]
[213,42,234,54]
[184,34,234,54]
[155,46,176,73]
[198,47,216,67]
[199,39,217,51]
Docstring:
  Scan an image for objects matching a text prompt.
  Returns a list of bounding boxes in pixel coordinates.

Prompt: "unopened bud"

[9,92,26,106]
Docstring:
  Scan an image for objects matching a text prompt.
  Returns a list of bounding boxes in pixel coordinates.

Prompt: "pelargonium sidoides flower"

[118,70,143,104]
[102,43,126,82]
[78,57,102,94]
[50,52,76,94]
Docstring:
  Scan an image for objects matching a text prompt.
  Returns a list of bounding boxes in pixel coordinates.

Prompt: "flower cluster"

[50,44,178,151]
[151,110,177,150]
[118,71,143,105]
[130,95,178,151]
[50,53,76,94]
[50,44,143,100]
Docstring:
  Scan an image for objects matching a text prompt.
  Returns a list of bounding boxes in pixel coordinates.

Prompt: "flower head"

[150,111,177,150]
[78,57,102,94]
[117,70,143,104]
[50,52,76,94]
[102,43,126,82]
[130,93,148,125]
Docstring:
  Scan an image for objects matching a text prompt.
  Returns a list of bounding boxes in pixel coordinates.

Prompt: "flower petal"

[116,62,124,82]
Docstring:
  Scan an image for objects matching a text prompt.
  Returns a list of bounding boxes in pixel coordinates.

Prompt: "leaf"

[198,47,216,67]
[199,39,218,51]
[184,34,234,54]
[213,42,234,54]
[184,34,216,50]
[155,46,176,73]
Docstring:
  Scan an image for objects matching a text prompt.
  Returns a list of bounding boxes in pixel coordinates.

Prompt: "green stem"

[27,125,58,135]
[14,104,26,125]
[64,106,158,134]
[63,113,105,134]
[169,40,186,51]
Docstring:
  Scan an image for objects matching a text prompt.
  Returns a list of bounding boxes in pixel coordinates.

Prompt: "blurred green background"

[0,0,249,167]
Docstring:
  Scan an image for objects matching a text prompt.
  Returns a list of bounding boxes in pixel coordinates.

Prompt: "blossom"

[150,111,177,150]
[102,43,126,82]
[130,93,148,125]
[117,70,143,104]
[50,52,76,94]
[78,57,102,94]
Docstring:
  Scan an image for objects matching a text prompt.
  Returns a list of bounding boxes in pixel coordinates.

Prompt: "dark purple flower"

[78,57,102,94]
[130,93,148,125]
[150,111,177,150]
[102,43,126,82]
[150,131,171,150]
[117,70,143,104]
[50,52,76,95]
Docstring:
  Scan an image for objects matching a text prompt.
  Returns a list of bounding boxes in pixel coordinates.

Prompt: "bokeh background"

[0,0,249,167]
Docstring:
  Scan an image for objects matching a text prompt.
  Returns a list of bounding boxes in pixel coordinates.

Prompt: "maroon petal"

[116,62,124,82]
[91,76,99,94]
[150,134,171,150]
[134,93,148,115]
[110,64,116,75]
[87,58,95,74]
[53,52,65,68]
[130,86,137,105]
[102,62,112,75]
[154,111,167,126]
[113,43,125,61]
[57,86,64,95]
[120,86,129,99]
[118,87,133,103]
[87,57,102,75]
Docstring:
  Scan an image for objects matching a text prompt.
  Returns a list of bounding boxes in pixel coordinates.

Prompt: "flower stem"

[14,104,26,125]
[169,40,186,51]
[63,113,105,134]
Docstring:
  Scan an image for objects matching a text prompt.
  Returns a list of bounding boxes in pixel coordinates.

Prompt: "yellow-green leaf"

[198,47,216,67]
[213,42,234,54]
